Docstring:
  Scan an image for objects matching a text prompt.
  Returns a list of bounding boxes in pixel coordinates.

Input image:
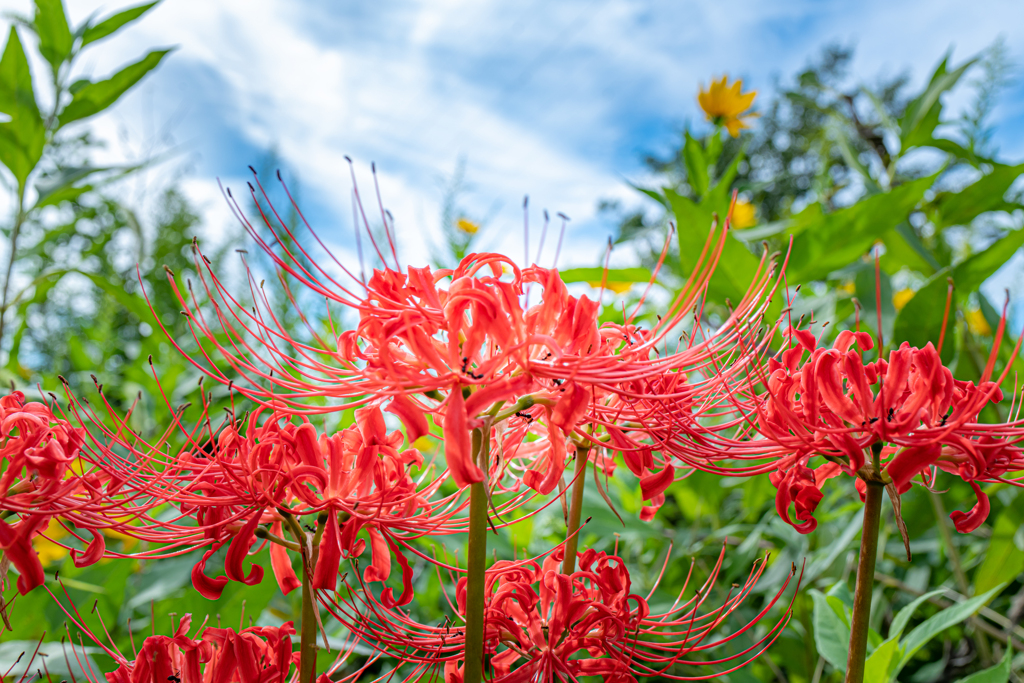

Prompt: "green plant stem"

[562,446,589,574]
[463,427,489,683]
[299,550,318,683]
[283,512,319,683]
[846,480,884,683]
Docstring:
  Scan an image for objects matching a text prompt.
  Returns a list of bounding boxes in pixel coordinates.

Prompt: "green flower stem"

[282,511,321,683]
[562,446,590,575]
[299,550,318,683]
[464,427,489,683]
[846,479,884,683]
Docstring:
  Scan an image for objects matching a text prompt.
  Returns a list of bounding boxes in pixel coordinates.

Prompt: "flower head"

[698,76,758,137]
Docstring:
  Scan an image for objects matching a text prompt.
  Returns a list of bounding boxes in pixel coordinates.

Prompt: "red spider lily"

[622,287,1024,534]
[312,541,799,683]
[140,175,786,497]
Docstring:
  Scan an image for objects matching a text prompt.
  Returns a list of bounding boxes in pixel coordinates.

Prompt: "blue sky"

[4,0,1024,268]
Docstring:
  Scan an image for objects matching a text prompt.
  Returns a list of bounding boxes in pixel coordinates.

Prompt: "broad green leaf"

[59,48,172,125]
[891,268,955,364]
[665,188,772,309]
[558,267,652,285]
[811,589,850,672]
[900,53,977,150]
[33,0,73,69]
[785,174,935,283]
[880,222,940,275]
[683,131,708,198]
[974,506,1024,596]
[889,589,947,641]
[0,28,45,189]
[954,644,1012,683]
[863,636,900,683]
[953,228,1024,293]
[932,164,1024,228]
[33,165,111,205]
[896,584,1005,673]
[81,1,159,47]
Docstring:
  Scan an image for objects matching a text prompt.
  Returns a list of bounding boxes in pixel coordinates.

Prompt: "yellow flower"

[893,288,914,312]
[966,308,992,336]
[587,281,633,294]
[730,200,757,229]
[839,280,856,295]
[456,218,479,235]
[698,76,758,137]
[33,518,69,567]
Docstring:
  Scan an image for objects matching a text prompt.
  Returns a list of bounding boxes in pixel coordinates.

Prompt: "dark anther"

[887,407,895,422]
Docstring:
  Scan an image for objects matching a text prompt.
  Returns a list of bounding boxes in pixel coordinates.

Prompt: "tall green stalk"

[463,427,489,683]
[562,446,589,574]
[846,479,884,683]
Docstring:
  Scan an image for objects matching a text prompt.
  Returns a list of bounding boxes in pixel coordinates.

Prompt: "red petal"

[950,480,990,533]
[192,546,230,599]
[312,510,341,590]
[70,529,105,568]
[442,388,483,488]
[385,394,430,443]
[224,513,264,586]
[269,522,300,595]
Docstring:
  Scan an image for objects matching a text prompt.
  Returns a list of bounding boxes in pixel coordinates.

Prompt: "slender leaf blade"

[59,48,172,125]
[33,0,73,69]
[811,589,850,672]
[80,1,158,47]
[897,584,1006,671]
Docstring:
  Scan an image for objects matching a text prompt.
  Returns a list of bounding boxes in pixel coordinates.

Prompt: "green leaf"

[954,644,1012,683]
[974,506,1024,596]
[785,174,936,283]
[811,589,850,672]
[932,164,1024,228]
[863,636,900,683]
[900,53,977,150]
[896,584,1005,673]
[32,0,73,69]
[665,188,773,311]
[59,48,172,125]
[953,228,1024,292]
[682,131,708,198]
[80,1,158,47]
[0,28,45,189]
[889,589,947,641]
[558,267,652,285]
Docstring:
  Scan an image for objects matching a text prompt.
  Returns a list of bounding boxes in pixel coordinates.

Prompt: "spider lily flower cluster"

[1,168,1015,682]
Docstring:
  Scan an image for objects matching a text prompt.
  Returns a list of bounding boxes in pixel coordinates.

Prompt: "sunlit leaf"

[59,48,173,125]
[80,1,159,47]
[33,0,73,69]
[0,27,45,189]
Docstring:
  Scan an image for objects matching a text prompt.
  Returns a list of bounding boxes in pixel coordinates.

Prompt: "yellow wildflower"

[698,76,758,137]
[893,288,914,312]
[730,200,757,229]
[413,436,433,451]
[587,281,633,294]
[838,281,856,295]
[966,308,992,336]
[456,218,479,235]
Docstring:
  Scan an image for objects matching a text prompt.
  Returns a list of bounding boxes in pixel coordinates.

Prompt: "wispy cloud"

[3,0,1022,268]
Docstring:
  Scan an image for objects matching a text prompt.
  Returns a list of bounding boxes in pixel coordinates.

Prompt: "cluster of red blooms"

[2,172,1019,681]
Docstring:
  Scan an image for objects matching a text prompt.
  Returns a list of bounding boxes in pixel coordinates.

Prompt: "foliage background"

[0,1,1023,682]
